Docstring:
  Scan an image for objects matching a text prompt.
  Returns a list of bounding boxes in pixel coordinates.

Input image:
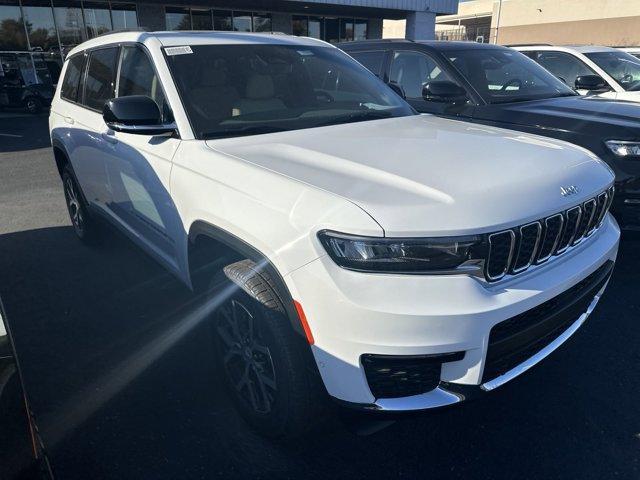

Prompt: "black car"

[339,40,640,229]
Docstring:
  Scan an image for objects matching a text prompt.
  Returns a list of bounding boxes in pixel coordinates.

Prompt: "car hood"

[486,95,640,136]
[206,115,614,236]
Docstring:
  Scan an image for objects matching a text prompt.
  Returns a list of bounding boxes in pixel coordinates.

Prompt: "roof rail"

[337,38,413,45]
[505,43,552,47]
[95,27,148,39]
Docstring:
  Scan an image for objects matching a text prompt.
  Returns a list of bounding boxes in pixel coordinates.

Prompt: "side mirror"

[575,75,609,92]
[422,81,468,103]
[103,95,176,135]
[387,81,406,99]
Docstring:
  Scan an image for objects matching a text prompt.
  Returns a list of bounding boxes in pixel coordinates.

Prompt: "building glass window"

[212,9,231,31]
[232,11,251,32]
[21,0,57,52]
[324,17,339,43]
[252,12,270,32]
[0,0,27,50]
[354,18,367,40]
[308,16,322,39]
[292,15,307,37]
[191,9,212,30]
[166,7,190,31]
[83,1,112,38]
[111,3,137,31]
[340,18,353,42]
[53,0,86,53]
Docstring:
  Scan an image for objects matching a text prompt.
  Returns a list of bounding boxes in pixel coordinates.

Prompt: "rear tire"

[62,165,98,245]
[211,259,323,438]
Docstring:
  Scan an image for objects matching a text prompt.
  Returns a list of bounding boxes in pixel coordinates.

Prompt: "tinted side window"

[83,47,118,110]
[534,51,596,88]
[389,50,455,98]
[60,54,85,102]
[117,45,168,119]
[350,50,386,77]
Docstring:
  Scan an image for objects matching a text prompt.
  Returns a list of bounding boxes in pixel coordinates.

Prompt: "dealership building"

[0,0,459,73]
[434,0,640,45]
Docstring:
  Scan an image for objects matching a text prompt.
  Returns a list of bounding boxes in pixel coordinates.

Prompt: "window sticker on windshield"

[165,46,193,56]
[297,50,314,56]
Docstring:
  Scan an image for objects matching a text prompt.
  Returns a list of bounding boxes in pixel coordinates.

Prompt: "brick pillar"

[405,11,436,40]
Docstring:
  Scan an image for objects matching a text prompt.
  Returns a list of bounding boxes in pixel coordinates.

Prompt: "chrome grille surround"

[486,230,516,281]
[536,213,564,264]
[511,221,542,274]
[556,205,581,255]
[485,186,614,282]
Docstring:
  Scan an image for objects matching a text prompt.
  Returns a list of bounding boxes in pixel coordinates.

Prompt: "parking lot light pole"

[494,0,503,44]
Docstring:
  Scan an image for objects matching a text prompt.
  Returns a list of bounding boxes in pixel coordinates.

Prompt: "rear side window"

[60,54,85,102]
[83,47,119,111]
[117,45,168,120]
[350,50,386,77]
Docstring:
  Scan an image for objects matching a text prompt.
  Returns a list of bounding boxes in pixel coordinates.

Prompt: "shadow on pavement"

[0,114,51,153]
[0,223,639,479]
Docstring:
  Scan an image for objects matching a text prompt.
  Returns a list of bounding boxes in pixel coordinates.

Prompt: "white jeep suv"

[514,45,640,102]
[49,31,619,437]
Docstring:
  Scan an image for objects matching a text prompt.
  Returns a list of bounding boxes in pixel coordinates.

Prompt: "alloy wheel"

[216,299,277,414]
[64,176,84,235]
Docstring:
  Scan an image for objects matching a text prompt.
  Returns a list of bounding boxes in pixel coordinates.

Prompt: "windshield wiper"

[315,110,394,128]
[202,125,289,140]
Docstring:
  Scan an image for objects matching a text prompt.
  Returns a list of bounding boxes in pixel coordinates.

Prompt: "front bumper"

[286,215,620,410]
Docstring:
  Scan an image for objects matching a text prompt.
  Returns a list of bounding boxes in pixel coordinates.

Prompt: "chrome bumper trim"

[480,284,605,392]
[373,385,462,411]
[366,282,607,411]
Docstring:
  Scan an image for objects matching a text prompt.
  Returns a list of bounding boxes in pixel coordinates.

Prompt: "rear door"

[348,49,387,79]
[65,46,119,211]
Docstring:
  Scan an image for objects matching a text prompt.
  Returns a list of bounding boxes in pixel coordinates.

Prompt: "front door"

[104,45,183,274]
[388,49,473,118]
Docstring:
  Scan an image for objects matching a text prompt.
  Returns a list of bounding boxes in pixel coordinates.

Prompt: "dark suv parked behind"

[340,40,640,229]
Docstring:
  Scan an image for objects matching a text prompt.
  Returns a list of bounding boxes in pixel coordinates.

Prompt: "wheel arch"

[187,220,306,339]
[51,138,70,179]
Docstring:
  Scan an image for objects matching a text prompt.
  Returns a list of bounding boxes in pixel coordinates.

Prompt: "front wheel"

[62,165,98,244]
[212,260,324,438]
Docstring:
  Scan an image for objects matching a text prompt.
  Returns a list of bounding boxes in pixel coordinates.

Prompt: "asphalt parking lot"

[1,113,639,480]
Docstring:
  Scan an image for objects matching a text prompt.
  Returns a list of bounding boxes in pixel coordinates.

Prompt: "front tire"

[212,260,323,438]
[62,165,98,244]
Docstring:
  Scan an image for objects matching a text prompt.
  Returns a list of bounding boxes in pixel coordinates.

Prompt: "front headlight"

[605,140,640,158]
[317,230,484,273]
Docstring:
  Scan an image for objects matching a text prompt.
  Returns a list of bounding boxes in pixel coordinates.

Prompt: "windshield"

[163,44,415,139]
[446,48,577,104]
[584,51,640,91]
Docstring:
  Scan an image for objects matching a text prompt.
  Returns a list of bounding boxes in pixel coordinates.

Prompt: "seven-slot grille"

[485,186,614,282]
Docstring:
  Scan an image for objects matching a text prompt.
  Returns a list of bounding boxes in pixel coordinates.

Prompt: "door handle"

[64,116,74,125]
[101,131,118,144]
